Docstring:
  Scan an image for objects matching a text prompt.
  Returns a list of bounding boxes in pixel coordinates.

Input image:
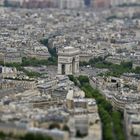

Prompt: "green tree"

[0,131,6,139]
[21,133,52,140]
[78,75,89,86]
[69,76,126,140]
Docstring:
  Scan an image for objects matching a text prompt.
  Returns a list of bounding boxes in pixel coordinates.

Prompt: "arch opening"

[72,58,75,74]
[62,64,65,75]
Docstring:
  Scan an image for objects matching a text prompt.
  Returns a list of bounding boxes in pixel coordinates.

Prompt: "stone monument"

[58,46,79,75]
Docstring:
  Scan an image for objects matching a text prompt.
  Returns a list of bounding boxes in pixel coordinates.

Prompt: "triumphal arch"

[58,46,79,75]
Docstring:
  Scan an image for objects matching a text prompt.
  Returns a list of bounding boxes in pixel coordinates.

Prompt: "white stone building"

[58,46,79,75]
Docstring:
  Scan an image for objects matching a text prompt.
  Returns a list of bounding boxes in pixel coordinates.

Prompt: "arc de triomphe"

[58,46,80,75]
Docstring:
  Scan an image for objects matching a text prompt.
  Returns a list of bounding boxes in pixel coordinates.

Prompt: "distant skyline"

[1,0,140,8]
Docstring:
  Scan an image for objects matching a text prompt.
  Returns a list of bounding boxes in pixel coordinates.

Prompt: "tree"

[40,38,49,46]
[121,61,132,69]
[78,75,89,86]
[0,132,6,139]
[21,133,52,140]
[68,76,126,140]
